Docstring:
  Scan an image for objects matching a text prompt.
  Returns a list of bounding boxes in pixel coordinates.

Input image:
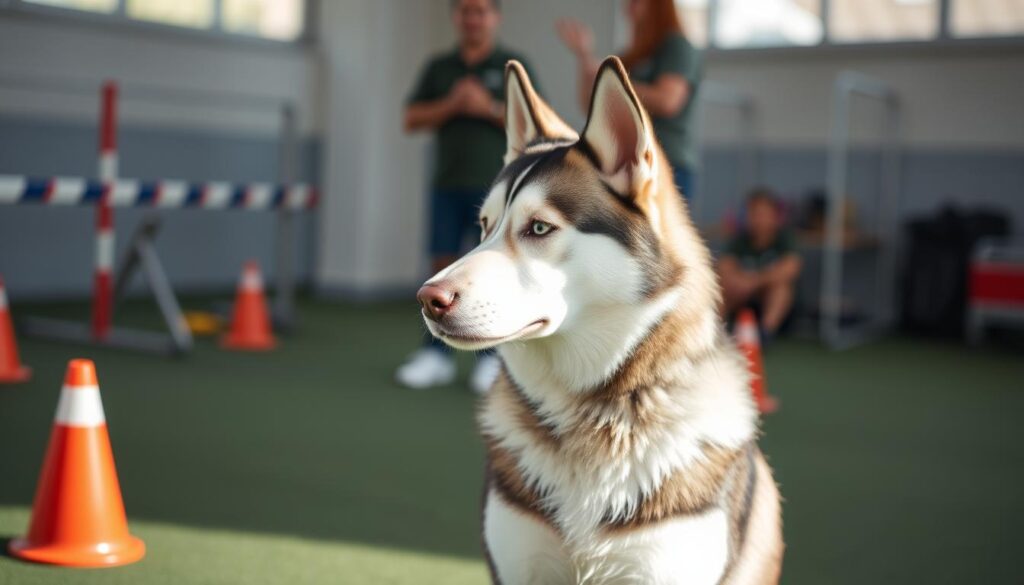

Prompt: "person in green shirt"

[557,0,703,201]
[397,0,538,393]
[719,188,803,338]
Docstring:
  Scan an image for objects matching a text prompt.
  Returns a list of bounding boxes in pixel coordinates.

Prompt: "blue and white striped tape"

[0,175,317,210]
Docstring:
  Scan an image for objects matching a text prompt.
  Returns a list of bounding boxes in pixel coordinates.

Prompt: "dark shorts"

[673,164,696,202]
[429,187,487,256]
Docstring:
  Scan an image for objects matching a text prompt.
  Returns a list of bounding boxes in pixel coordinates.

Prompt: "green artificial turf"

[0,298,1021,584]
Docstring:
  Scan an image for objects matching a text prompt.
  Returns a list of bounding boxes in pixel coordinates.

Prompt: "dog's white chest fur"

[485,490,730,585]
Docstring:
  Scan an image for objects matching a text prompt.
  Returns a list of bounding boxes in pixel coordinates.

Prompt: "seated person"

[719,188,802,337]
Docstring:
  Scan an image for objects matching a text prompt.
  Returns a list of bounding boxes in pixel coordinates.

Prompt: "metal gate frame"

[821,71,902,349]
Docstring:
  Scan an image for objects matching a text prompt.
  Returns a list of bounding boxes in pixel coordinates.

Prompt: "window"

[676,0,709,48]
[222,0,304,42]
[951,0,1024,38]
[23,0,116,12]
[715,0,824,48]
[15,0,305,42]
[830,0,939,42]
[127,0,213,29]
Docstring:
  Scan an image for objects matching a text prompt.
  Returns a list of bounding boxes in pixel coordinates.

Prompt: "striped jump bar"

[0,176,317,210]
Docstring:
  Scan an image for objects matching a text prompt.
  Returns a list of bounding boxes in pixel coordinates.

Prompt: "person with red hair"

[557,0,702,201]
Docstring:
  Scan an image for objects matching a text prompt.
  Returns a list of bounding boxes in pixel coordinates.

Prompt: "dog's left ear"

[580,57,658,200]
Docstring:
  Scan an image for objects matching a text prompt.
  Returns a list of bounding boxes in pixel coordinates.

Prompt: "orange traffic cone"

[0,276,31,384]
[735,309,779,414]
[221,260,276,351]
[9,359,145,567]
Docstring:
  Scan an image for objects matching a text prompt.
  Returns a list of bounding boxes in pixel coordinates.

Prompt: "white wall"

[0,10,319,136]
[697,46,1024,233]
[315,0,449,294]
[702,47,1024,149]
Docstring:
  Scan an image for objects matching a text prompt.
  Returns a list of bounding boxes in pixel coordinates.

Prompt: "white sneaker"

[470,354,502,395]
[395,348,455,390]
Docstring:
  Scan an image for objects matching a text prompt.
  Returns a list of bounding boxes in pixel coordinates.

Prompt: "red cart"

[967,241,1024,344]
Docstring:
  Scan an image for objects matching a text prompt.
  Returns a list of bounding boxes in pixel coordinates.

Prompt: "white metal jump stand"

[22,213,194,356]
[821,71,902,350]
[0,76,315,355]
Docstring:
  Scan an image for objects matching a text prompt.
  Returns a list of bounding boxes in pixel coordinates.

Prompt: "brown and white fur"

[417,57,783,585]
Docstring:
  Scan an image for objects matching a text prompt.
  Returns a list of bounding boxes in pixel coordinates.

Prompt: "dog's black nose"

[417,283,457,322]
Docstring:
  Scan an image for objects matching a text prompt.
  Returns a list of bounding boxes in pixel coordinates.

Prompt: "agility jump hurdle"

[0,78,316,355]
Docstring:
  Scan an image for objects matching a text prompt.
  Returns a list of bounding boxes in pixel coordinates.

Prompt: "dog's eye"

[527,220,556,238]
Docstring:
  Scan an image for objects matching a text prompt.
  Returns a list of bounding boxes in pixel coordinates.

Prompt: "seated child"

[718,188,802,338]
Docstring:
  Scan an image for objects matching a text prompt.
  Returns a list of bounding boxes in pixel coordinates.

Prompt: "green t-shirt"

[628,34,702,171]
[407,46,537,191]
[726,231,797,272]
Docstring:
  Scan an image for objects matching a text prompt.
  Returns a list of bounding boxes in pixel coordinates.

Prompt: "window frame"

[2,0,313,47]
[667,0,1024,55]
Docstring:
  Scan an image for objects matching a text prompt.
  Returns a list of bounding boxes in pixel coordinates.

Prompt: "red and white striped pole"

[92,81,117,341]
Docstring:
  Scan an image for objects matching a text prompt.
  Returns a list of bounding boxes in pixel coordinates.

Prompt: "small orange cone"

[0,276,31,384]
[735,309,779,414]
[9,359,145,567]
[221,260,276,351]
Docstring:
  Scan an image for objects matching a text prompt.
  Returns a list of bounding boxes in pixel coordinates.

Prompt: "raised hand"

[556,18,595,60]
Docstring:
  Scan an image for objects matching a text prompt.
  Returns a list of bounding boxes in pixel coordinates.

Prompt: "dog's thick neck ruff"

[479,288,762,581]
[501,278,718,384]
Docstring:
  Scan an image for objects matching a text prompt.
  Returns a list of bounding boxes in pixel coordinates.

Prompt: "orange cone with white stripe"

[735,309,779,414]
[221,260,276,351]
[9,359,145,567]
[0,276,31,384]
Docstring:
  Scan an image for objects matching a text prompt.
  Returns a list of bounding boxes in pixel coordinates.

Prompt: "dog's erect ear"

[505,60,577,164]
[580,57,657,198]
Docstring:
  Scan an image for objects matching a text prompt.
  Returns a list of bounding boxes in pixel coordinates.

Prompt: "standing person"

[557,0,702,201]
[396,0,540,393]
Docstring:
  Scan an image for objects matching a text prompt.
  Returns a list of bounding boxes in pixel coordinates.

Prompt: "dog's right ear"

[580,57,657,200]
[505,60,577,164]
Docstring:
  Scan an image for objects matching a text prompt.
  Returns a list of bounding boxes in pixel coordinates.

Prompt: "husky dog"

[416,57,783,585]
